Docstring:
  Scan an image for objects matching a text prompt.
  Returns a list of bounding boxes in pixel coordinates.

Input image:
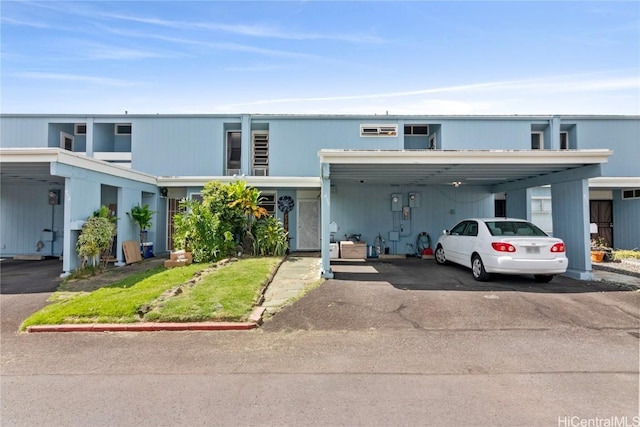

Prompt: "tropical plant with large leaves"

[252,216,289,256]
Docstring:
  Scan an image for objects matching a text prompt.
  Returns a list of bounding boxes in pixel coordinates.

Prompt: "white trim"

[589,177,640,188]
[318,149,612,165]
[157,175,321,188]
[93,152,132,162]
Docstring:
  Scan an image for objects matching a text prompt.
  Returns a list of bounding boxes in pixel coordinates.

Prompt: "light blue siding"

[132,117,233,176]
[0,183,65,256]
[438,119,531,150]
[612,191,640,250]
[268,118,401,176]
[0,117,48,148]
[569,119,640,177]
[330,184,494,255]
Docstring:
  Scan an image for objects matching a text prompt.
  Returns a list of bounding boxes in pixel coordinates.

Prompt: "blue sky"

[1,1,638,115]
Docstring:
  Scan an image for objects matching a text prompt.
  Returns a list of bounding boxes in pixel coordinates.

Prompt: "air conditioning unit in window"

[226,168,241,176]
[253,167,268,176]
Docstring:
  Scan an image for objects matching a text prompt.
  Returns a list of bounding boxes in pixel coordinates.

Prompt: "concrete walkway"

[261,255,323,314]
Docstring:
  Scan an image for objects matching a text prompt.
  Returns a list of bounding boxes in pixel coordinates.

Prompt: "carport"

[318,149,612,280]
[0,148,157,276]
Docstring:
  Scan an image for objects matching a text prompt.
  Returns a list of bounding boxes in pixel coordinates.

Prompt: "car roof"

[461,218,530,223]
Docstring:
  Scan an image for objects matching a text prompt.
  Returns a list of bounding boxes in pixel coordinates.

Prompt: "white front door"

[297,199,320,250]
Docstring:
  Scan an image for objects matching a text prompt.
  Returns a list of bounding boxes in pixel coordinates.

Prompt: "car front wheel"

[471,255,490,281]
[435,245,447,265]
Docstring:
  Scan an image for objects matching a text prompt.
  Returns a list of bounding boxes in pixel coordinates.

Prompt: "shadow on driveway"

[1,258,63,294]
[331,257,636,293]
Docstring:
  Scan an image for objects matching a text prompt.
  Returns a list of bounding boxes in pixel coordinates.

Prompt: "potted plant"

[590,236,609,263]
[127,204,155,257]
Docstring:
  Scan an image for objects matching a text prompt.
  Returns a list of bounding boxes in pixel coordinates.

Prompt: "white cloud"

[14,72,141,87]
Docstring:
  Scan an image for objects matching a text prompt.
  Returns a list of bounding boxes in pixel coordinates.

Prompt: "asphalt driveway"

[0,258,63,294]
[263,257,640,332]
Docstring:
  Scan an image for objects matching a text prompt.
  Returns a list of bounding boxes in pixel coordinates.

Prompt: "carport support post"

[320,163,334,279]
[551,179,593,280]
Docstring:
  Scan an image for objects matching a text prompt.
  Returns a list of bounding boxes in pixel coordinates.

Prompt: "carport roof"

[0,148,156,186]
[319,149,613,189]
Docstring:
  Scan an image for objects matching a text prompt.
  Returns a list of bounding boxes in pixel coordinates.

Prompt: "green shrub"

[611,249,640,261]
[172,181,273,261]
[76,217,116,267]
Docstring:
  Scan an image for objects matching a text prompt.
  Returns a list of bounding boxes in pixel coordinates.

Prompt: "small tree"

[76,217,116,268]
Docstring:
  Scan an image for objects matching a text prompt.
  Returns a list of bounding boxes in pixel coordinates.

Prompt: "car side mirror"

[443,229,449,235]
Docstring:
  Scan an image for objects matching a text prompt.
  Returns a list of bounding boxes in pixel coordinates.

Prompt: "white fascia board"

[157,176,321,189]
[0,147,61,163]
[318,149,613,165]
[589,177,640,188]
[0,148,157,185]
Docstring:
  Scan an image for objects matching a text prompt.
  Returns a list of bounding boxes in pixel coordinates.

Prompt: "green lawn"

[20,257,281,330]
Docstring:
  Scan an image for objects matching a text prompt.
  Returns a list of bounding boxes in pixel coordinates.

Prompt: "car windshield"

[484,221,548,237]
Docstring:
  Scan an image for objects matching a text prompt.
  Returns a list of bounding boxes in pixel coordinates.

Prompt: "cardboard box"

[340,241,367,259]
[165,251,193,268]
[164,259,191,269]
[170,251,193,263]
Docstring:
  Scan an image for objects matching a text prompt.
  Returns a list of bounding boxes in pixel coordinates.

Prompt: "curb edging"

[26,307,265,333]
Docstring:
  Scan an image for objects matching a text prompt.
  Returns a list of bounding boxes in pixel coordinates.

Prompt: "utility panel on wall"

[391,193,402,211]
[408,192,420,208]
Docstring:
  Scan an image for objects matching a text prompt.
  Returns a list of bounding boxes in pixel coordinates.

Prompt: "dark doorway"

[495,199,506,217]
[590,200,613,247]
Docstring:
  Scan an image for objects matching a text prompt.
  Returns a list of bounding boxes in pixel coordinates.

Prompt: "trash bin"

[141,242,154,258]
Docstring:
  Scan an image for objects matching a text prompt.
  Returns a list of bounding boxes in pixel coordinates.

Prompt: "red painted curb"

[26,321,258,333]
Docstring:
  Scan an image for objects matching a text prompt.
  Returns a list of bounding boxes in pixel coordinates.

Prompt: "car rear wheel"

[533,274,554,283]
[435,245,447,265]
[471,255,490,281]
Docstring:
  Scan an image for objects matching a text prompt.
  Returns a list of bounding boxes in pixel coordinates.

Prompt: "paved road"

[1,258,639,426]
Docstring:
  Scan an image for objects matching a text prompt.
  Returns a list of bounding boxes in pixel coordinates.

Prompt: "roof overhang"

[319,149,613,189]
[589,177,640,189]
[157,176,321,189]
[0,148,157,185]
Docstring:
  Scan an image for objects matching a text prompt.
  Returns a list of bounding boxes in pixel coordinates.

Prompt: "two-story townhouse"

[1,114,638,281]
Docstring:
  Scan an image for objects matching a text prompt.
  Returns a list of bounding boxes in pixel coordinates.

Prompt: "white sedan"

[434,218,568,282]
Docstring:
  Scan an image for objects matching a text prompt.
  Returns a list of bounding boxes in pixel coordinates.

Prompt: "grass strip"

[145,257,281,322]
[20,264,204,330]
[20,257,282,330]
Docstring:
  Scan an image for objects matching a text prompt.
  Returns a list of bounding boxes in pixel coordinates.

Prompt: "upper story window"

[226,131,242,175]
[560,131,569,150]
[252,132,269,176]
[115,123,132,135]
[531,132,544,150]
[60,131,73,151]
[360,124,398,137]
[75,123,87,135]
[404,124,429,135]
